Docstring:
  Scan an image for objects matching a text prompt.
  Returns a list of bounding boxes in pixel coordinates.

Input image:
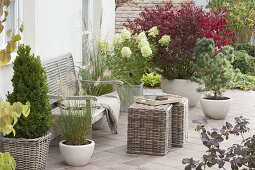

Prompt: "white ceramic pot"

[161,78,201,106]
[59,140,95,166]
[200,97,232,120]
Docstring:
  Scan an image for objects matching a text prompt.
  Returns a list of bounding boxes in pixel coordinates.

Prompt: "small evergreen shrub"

[7,45,53,139]
[194,38,234,99]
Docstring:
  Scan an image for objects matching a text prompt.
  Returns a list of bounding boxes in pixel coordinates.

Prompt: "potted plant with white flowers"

[194,38,234,119]
[99,28,155,110]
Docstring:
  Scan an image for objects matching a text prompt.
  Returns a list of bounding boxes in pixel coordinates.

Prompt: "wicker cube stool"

[127,103,172,156]
[172,97,189,147]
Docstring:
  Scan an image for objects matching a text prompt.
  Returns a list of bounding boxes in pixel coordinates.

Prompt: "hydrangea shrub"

[99,28,162,85]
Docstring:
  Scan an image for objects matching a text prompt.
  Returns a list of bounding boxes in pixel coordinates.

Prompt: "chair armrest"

[80,80,124,91]
[80,80,124,85]
[48,94,97,101]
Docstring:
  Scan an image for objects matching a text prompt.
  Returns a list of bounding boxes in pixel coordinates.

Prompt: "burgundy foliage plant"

[125,3,236,79]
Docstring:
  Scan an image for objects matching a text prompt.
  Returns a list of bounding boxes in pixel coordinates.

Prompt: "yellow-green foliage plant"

[0,102,30,170]
[141,72,161,88]
[0,0,23,66]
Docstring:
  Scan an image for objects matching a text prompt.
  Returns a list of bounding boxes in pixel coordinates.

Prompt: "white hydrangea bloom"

[148,26,159,38]
[141,46,152,57]
[136,32,147,43]
[98,38,112,54]
[113,33,122,47]
[159,35,171,46]
[138,38,150,49]
[121,28,131,40]
[121,47,132,58]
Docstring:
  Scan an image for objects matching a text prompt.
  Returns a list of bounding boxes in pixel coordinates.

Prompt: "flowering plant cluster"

[125,3,236,80]
[99,28,166,85]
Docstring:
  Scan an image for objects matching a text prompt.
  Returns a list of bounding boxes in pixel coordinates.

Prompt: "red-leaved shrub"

[125,3,236,79]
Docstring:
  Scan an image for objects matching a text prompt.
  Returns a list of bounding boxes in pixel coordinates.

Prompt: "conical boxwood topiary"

[7,45,53,139]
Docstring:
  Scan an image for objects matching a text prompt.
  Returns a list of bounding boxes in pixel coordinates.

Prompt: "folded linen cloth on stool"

[94,91,121,134]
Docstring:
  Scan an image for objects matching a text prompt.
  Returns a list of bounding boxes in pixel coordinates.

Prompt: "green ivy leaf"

[12,34,21,42]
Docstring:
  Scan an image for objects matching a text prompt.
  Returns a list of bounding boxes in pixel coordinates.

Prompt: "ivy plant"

[183,116,255,169]
[0,0,23,66]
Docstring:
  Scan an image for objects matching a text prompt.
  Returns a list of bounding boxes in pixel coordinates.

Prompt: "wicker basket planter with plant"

[194,38,234,120]
[59,100,95,166]
[3,45,54,170]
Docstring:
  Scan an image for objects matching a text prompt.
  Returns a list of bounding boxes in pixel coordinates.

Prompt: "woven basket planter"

[172,98,189,147]
[1,133,51,170]
[127,103,172,156]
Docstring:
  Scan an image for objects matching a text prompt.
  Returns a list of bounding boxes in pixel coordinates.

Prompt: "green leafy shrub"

[141,72,161,87]
[232,50,254,75]
[235,43,255,57]
[59,101,92,145]
[230,69,255,91]
[7,45,53,139]
[208,0,255,43]
[194,38,234,99]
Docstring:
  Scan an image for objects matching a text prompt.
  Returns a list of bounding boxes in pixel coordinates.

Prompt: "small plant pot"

[200,97,232,120]
[59,140,95,166]
[161,78,201,107]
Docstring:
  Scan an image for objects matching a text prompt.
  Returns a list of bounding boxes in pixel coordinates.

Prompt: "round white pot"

[59,140,95,166]
[200,97,232,120]
[161,78,201,106]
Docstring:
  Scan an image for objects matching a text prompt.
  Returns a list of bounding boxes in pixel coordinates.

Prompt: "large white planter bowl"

[200,97,232,120]
[161,79,201,106]
[59,140,95,166]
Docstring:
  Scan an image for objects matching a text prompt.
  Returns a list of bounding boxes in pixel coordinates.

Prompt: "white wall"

[0,0,116,101]
[93,0,115,40]
[23,0,83,65]
[195,0,208,8]
[101,0,115,40]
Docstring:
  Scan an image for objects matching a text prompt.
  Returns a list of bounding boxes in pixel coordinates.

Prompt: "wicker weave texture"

[1,133,51,170]
[127,104,172,156]
[172,98,189,147]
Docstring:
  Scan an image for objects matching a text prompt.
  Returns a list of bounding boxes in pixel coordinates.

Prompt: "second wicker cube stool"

[127,103,172,156]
